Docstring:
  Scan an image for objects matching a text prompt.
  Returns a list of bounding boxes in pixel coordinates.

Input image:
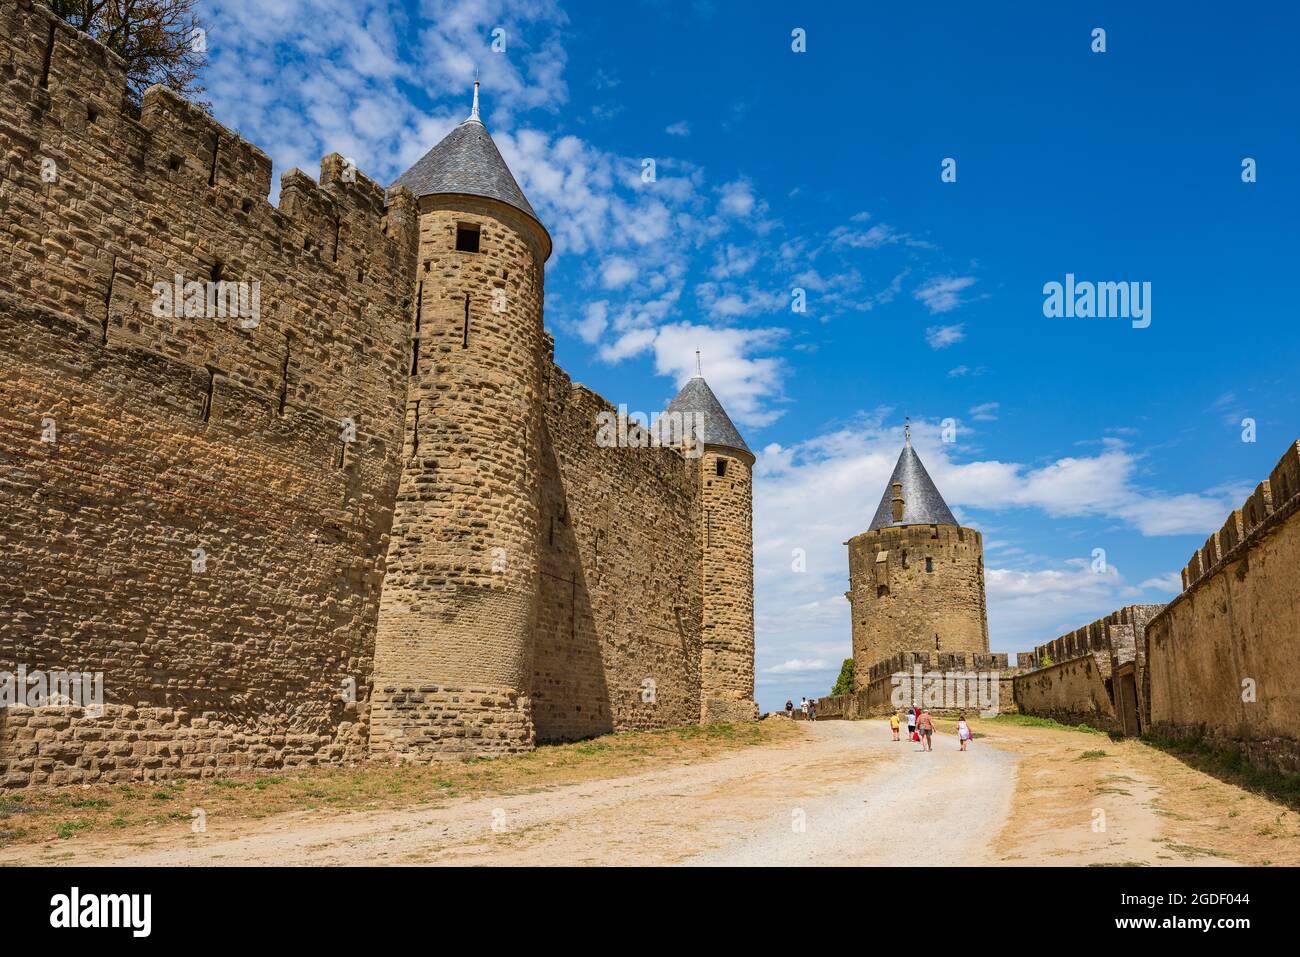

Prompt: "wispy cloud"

[915,275,977,314]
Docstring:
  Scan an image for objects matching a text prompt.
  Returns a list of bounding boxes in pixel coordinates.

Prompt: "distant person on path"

[917,709,935,752]
[957,714,972,751]
[785,699,794,718]
[889,711,901,741]
[906,706,917,741]
[808,698,817,722]
[800,697,809,720]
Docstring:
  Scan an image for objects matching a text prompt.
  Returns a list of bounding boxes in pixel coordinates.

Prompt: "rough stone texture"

[846,523,989,684]
[0,5,757,784]
[0,1,416,786]
[700,448,757,722]
[1146,440,1300,774]
[368,195,548,758]
[531,369,704,741]
[1012,656,1120,733]
[816,651,1019,721]
[1012,604,1164,737]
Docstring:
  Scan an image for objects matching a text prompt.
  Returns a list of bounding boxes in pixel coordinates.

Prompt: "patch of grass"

[1079,750,1108,760]
[1163,840,1227,859]
[985,714,1106,735]
[1141,731,1300,811]
[1088,861,1148,867]
[56,820,93,840]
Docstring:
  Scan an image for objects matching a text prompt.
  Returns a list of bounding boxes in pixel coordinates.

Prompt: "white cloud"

[969,402,1000,422]
[1139,571,1183,593]
[763,658,832,674]
[665,120,691,137]
[915,276,977,314]
[600,256,638,289]
[925,324,966,349]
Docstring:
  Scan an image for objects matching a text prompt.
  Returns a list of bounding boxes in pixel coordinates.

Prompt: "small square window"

[715,459,727,477]
[455,223,481,253]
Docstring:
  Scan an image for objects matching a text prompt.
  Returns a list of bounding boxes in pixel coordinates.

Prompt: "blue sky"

[200,0,1299,711]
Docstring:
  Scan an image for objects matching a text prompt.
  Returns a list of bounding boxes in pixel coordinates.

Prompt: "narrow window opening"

[86,105,98,124]
[705,508,712,548]
[411,281,422,376]
[925,557,934,573]
[210,260,224,283]
[207,133,219,187]
[462,293,470,348]
[277,334,291,415]
[102,255,117,344]
[715,459,727,477]
[40,23,55,89]
[241,198,253,214]
[411,399,421,457]
[455,222,481,253]
[332,217,341,262]
[168,155,183,173]
[201,367,218,423]
[902,549,908,569]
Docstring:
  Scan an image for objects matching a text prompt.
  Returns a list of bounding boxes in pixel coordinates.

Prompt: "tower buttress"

[664,364,758,723]
[370,90,552,758]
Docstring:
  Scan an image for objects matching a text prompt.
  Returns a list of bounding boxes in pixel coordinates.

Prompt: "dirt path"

[5,721,1021,866]
[10,718,1295,866]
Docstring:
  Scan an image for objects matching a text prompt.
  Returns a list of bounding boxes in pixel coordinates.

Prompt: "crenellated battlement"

[0,0,418,438]
[1178,440,1300,595]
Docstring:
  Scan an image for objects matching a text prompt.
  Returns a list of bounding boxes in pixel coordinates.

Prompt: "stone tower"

[370,85,552,757]
[665,360,758,722]
[846,430,989,686]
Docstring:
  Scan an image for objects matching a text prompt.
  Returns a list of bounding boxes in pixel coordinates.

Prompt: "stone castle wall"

[816,651,1019,721]
[532,368,704,741]
[1011,605,1164,736]
[0,0,419,786]
[0,5,754,785]
[1145,440,1300,773]
[846,523,988,686]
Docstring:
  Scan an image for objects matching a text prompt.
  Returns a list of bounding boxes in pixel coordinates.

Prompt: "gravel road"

[17,721,1020,866]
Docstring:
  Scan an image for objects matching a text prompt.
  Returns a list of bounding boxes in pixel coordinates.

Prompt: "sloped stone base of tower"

[701,697,759,723]
[369,686,535,759]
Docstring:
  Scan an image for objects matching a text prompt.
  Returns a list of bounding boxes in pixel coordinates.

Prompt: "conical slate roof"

[390,86,549,251]
[868,438,958,530]
[663,373,751,457]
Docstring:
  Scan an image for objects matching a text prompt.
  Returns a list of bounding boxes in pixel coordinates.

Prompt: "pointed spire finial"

[694,349,702,379]
[904,416,911,447]
[469,72,481,123]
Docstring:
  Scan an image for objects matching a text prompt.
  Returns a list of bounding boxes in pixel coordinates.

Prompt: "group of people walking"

[888,706,972,752]
[784,697,817,721]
